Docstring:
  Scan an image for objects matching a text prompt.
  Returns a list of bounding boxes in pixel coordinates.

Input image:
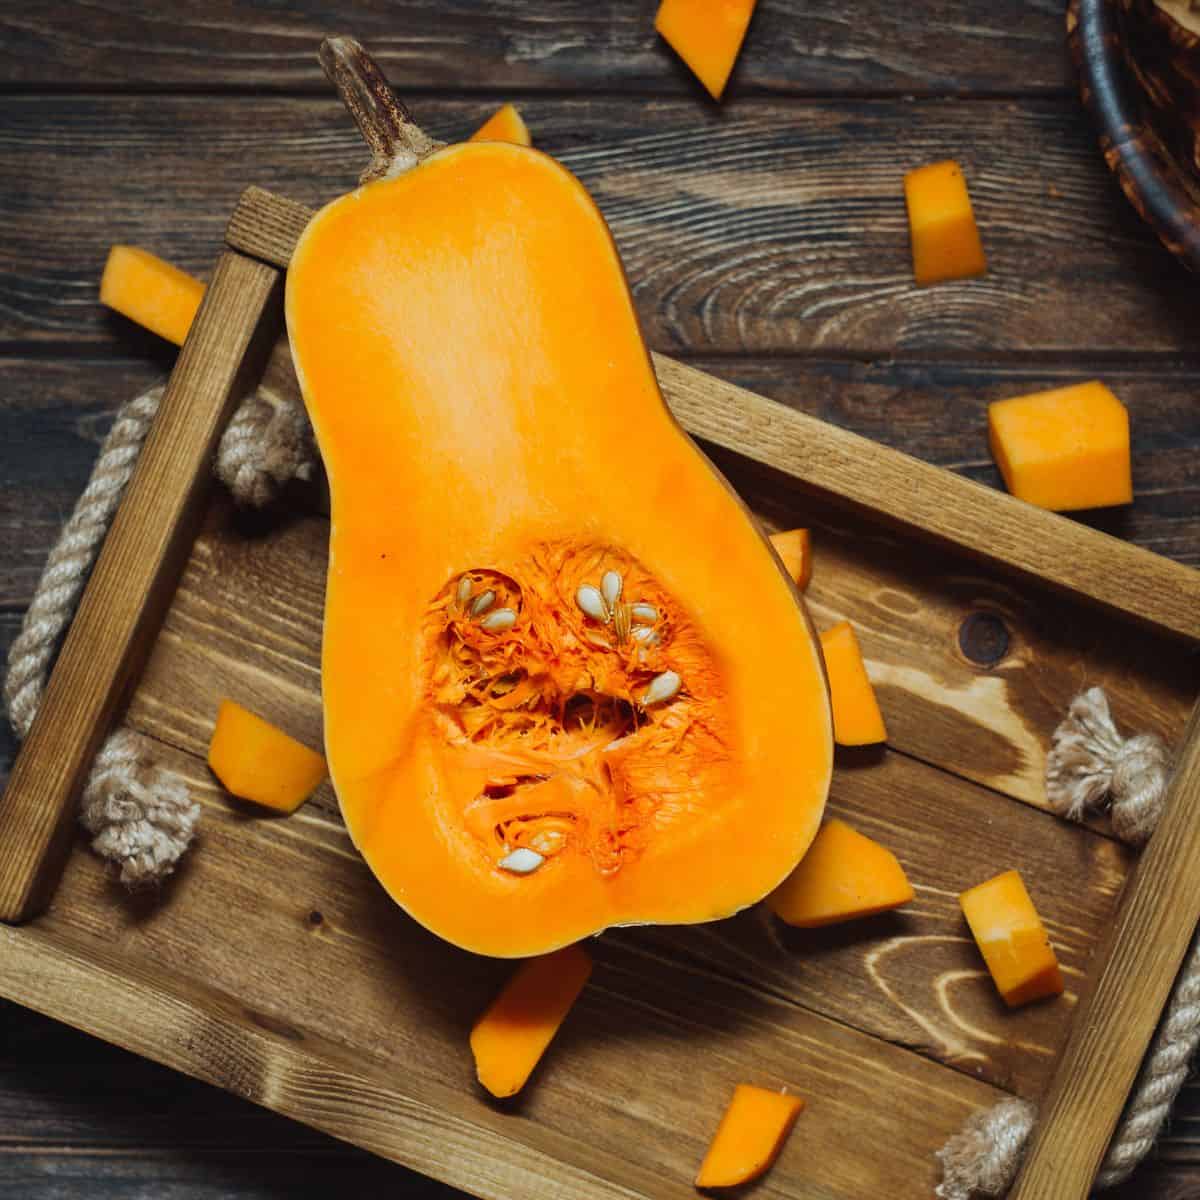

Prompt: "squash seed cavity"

[424,543,732,879]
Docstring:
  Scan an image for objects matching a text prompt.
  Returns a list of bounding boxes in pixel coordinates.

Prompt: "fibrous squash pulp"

[286,54,832,957]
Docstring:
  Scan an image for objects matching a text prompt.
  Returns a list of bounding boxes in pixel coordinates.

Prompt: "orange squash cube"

[904,161,987,286]
[988,381,1132,512]
[960,869,1064,1007]
[207,699,327,813]
[695,1084,805,1188]
[470,945,592,1098]
[819,621,887,746]
[655,0,757,101]
[100,245,205,346]
[768,818,914,927]
[769,528,812,590]
[469,103,531,147]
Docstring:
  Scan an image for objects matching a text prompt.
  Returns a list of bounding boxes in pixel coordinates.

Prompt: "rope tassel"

[937,686,1187,1196]
[3,379,316,886]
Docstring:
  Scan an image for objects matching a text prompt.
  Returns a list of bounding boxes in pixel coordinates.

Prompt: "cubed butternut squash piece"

[769,528,812,590]
[819,621,886,746]
[100,245,205,346]
[470,944,592,1098]
[695,1084,805,1189]
[904,161,987,286]
[767,818,913,927]
[655,0,757,101]
[960,869,1064,1007]
[987,381,1132,512]
[469,103,531,146]
[207,699,327,813]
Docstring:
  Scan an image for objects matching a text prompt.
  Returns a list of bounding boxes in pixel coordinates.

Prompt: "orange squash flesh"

[470,944,592,1098]
[286,142,832,957]
[767,818,913,927]
[655,0,757,100]
[819,621,886,746]
[988,381,1133,512]
[695,1084,804,1188]
[469,103,531,146]
[904,161,987,286]
[960,869,1064,1007]
[207,699,327,813]
[769,529,812,590]
[100,246,206,346]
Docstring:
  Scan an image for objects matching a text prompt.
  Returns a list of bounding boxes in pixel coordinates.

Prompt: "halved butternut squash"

[285,41,832,958]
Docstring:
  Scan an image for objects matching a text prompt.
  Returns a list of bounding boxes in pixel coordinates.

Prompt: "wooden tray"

[4,176,1200,1200]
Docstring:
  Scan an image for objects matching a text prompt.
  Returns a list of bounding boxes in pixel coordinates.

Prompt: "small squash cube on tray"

[207,699,327,813]
[820,621,887,746]
[470,945,592,1099]
[695,1084,805,1189]
[960,869,1064,1007]
[769,528,812,590]
[768,818,913,927]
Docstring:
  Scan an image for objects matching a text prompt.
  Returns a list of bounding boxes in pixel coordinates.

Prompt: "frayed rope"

[4,379,314,885]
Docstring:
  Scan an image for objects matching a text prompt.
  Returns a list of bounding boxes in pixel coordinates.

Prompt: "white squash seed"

[481,607,516,631]
[499,847,545,874]
[576,584,608,621]
[641,670,681,707]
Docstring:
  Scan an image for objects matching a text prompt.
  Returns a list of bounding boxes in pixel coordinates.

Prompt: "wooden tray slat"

[0,249,280,923]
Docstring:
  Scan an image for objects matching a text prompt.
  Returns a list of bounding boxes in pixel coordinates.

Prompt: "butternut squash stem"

[318,35,442,182]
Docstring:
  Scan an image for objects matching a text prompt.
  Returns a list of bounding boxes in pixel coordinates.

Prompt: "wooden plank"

[0,1,1072,95]
[0,1155,455,1200]
[3,96,1195,354]
[3,874,1006,1200]
[106,507,1131,1095]
[1012,700,1200,1198]
[0,252,278,923]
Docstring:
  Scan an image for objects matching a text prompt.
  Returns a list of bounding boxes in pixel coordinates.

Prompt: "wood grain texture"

[4,96,1197,353]
[1012,698,1200,1197]
[0,251,278,922]
[3,875,1006,1200]
[0,1,1073,95]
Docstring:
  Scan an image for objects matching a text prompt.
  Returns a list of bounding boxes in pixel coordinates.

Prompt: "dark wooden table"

[2,3,1200,1197]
